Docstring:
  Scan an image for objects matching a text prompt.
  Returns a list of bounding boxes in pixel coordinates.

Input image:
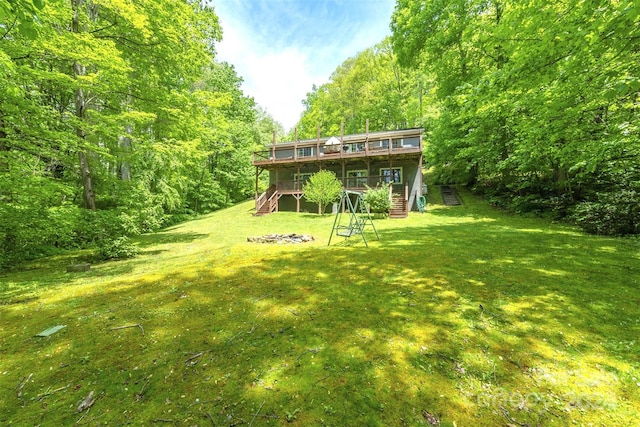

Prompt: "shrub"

[97,236,139,260]
[572,190,640,236]
[363,183,391,214]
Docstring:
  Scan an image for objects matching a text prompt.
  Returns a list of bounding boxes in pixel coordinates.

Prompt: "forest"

[0,0,281,269]
[296,0,639,237]
[1,0,639,269]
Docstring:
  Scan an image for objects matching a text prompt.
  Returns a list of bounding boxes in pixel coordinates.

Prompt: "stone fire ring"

[247,233,314,244]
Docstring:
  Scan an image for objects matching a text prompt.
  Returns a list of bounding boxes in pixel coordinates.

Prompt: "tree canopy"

[296,0,639,235]
[390,0,639,233]
[293,38,427,139]
[0,0,275,268]
[303,170,343,214]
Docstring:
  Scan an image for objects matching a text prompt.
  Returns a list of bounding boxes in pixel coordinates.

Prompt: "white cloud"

[212,0,395,131]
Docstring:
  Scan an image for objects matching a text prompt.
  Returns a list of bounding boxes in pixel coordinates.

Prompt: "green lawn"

[1,189,639,426]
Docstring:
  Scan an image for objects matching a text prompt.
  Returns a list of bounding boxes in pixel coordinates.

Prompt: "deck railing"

[252,135,421,165]
[274,175,398,193]
[256,185,276,212]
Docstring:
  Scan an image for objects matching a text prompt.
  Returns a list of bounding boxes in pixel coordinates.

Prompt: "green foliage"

[572,190,640,236]
[294,38,424,138]
[96,236,139,260]
[0,0,273,266]
[302,170,343,214]
[363,183,391,214]
[391,0,640,235]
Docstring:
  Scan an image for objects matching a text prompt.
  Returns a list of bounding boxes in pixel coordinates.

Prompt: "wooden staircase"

[390,194,408,218]
[255,185,278,215]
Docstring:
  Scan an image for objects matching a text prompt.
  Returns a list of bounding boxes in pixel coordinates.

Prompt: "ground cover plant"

[1,189,639,426]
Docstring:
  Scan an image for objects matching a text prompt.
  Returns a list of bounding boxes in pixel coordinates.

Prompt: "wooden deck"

[252,129,422,168]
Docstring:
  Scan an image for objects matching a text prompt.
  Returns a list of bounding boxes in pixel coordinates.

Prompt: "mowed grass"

[1,188,639,426]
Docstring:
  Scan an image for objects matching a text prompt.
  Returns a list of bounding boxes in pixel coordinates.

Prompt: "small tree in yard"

[303,170,343,214]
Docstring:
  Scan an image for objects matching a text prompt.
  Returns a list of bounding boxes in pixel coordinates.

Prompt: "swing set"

[328,190,379,247]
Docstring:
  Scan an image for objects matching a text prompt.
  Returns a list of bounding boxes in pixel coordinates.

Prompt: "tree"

[391,0,640,234]
[0,0,270,268]
[294,38,424,138]
[303,170,343,214]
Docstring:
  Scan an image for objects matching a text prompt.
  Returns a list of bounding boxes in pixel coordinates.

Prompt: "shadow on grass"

[135,231,209,248]
[1,203,638,425]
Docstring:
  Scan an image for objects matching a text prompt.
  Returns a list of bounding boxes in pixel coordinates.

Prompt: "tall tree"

[294,38,423,139]
[391,0,640,233]
[0,0,273,267]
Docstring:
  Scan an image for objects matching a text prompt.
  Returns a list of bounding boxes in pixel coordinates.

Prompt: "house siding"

[253,128,423,214]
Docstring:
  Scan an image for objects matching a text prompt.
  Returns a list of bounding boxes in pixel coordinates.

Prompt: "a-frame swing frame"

[328,190,379,247]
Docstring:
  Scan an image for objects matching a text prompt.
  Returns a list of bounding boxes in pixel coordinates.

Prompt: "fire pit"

[247,233,314,244]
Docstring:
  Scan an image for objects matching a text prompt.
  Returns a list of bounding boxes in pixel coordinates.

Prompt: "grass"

[1,188,639,426]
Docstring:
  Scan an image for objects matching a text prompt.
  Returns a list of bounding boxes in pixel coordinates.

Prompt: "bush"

[363,183,391,214]
[572,190,640,236]
[97,236,139,260]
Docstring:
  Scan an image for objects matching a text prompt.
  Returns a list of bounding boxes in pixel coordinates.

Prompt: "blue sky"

[211,0,396,131]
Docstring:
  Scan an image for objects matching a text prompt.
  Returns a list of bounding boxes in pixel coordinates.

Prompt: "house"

[252,127,424,218]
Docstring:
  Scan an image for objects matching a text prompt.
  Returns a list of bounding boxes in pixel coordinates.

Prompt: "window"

[380,167,403,184]
[294,172,313,183]
[371,139,389,150]
[293,173,314,190]
[297,147,314,157]
[346,170,368,187]
[392,137,419,148]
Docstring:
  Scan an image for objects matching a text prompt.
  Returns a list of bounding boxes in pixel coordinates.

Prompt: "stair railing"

[256,185,276,212]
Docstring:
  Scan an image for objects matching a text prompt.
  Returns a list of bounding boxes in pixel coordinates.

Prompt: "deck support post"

[366,159,371,187]
[271,131,277,161]
[293,193,303,213]
[254,167,259,200]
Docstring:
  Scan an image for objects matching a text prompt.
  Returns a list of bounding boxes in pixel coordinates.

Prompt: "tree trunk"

[0,115,8,173]
[117,125,132,181]
[72,0,96,210]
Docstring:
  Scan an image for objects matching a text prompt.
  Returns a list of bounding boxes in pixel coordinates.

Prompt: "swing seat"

[328,190,379,247]
[336,225,362,237]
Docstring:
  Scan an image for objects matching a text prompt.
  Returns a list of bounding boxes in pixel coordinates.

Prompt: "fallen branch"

[253,294,272,302]
[313,373,334,385]
[37,384,71,400]
[204,412,215,425]
[285,308,299,316]
[135,378,151,402]
[185,352,204,364]
[76,408,90,425]
[109,324,145,336]
[185,350,213,366]
[248,400,265,427]
[422,409,440,426]
[499,405,527,426]
[16,373,33,398]
[295,347,321,361]
[227,331,244,344]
